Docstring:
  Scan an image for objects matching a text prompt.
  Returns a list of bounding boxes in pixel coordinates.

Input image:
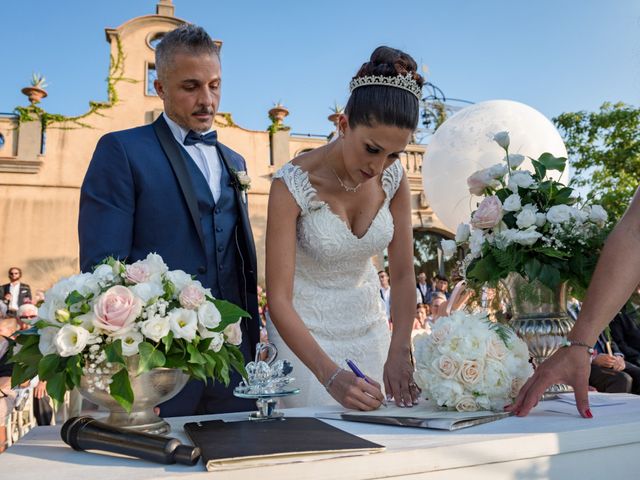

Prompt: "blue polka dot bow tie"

[183,130,218,146]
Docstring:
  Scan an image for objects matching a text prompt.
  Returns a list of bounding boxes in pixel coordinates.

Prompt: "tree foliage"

[554,102,640,222]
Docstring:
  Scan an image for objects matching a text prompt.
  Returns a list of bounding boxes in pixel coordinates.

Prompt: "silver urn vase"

[503,272,575,397]
[78,356,188,435]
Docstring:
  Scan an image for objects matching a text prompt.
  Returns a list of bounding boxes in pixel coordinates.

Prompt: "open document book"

[319,402,512,431]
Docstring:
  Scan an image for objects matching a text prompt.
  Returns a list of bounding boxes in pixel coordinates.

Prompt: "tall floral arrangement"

[442,132,609,296]
[11,254,248,412]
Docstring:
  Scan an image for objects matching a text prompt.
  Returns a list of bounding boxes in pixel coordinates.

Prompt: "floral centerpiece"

[413,311,532,411]
[11,253,248,413]
[441,131,609,296]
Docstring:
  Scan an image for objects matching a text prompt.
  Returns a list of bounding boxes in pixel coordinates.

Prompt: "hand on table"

[383,348,420,408]
[507,346,592,418]
[326,369,385,411]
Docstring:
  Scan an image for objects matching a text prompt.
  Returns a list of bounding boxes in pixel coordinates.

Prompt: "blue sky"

[1,0,638,136]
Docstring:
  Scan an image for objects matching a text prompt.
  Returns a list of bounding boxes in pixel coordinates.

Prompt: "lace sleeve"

[272,163,317,214]
[381,159,404,200]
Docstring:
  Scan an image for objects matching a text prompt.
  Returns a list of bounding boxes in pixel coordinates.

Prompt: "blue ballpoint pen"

[345,359,387,407]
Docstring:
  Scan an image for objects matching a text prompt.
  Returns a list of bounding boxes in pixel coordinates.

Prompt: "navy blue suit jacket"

[78,116,260,354]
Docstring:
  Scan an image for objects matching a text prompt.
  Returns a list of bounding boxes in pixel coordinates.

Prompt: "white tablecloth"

[2,393,640,479]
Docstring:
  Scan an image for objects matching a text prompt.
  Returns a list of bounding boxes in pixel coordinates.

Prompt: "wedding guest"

[610,290,640,367]
[430,291,447,321]
[589,330,640,395]
[79,24,260,416]
[0,316,19,452]
[427,274,449,303]
[17,303,38,330]
[378,270,392,323]
[416,272,431,305]
[511,186,640,417]
[1,268,31,317]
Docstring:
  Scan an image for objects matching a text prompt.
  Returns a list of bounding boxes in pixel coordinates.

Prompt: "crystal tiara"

[349,73,422,100]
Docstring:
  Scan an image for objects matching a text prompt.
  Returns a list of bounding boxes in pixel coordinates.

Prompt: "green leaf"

[552,187,574,205]
[162,330,174,351]
[227,345,248,380]
[538,264,561,289]
[531,159,546,180]
[11,362,38,388]
[137,342,166,373]
[467,254,501,283]
[524,258,542,282]
[46,371,68,404]
[189,362,207,382]
[534,247,570,259]
[537,152,567,172]
[187,343,207,365]
[38,354,61,381]
[110,368,134,413]
[66,354,84,387]
[104,340,125,366]
[212,300,250,332]
[65,290,86,306]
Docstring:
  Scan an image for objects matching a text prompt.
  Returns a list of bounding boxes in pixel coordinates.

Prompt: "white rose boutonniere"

[232,169,251,192]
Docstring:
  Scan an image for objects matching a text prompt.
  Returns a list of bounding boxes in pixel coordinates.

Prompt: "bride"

[266,46,423,410]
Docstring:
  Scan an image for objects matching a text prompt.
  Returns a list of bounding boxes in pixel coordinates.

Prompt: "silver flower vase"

[503,273,575,397]
[78,356,188,435]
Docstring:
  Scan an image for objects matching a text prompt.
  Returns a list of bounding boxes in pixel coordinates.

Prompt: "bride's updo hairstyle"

[345,46,424,131]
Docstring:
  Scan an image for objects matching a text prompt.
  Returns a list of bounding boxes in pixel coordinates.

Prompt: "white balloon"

[422,100,568,232]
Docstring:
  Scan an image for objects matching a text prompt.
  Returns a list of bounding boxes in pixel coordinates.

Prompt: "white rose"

[469,229,485,256]
[130,282,164,304]
[113,330,144,357]
[502,193,522,212]
[514,226,542,246]
[179,282,207,309]
[125,262,151,284]
[455,396,479,412]
[236,171,251,187]
[493,131,510,149]
[165,270,193,294]
[455,223,471,243]
[508,171,535,192]
[168,308,198,342]
[487,163,509,179]
[38,327,58,356]
[197,301,222,330]
[140,314,171,342]
[93,264,116,284]
[441,239,457,260]
[432,354,459,379]
[39,273,97,324]
[206,331,225,352]
[55,324,90,357]
[504,153,525,169]
[546,204,573,224]
[535,212,547,227]
[458,360,483,385]
[571,207,588,224]
[224,322,243,346]
[589,205,608,227]
[487,336,508,360]
[516,204,538,229]
[142,253,169,282]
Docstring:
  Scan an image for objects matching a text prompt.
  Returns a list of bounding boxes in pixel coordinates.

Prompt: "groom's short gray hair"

[155,24,219,80]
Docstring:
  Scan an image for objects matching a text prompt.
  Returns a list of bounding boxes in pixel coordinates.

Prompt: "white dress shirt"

[9,282,20,310]
[163,113,222,203]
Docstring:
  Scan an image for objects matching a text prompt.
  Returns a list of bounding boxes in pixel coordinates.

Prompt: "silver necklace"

[330,166,361,193]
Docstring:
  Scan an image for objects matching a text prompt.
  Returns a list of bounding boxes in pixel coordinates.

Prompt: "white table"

[2,393,640,480]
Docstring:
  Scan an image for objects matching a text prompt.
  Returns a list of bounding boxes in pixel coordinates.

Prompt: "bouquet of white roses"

[10,253,248,412]
[413,311,532,411]
[441,131,609,295]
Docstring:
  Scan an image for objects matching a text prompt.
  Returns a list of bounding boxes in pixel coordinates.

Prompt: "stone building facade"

[0,1,450,291]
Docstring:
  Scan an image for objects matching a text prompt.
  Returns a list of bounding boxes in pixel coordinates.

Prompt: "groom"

[79,24,259,416]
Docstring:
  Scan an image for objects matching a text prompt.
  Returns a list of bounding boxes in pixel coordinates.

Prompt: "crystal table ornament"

[233,342,300,420]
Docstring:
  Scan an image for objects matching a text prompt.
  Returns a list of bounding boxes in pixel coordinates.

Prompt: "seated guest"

[17,303,38,331]
[430,292,448,322]
[427,274,450,304]
[610,301,640,367]
[589,329,640,395]
[0,316,19,452]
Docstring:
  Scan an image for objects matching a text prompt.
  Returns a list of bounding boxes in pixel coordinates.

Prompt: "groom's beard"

[191,108,215,132]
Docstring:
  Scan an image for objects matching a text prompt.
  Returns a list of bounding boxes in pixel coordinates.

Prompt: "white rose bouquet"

[413,311,533,411]
[442,132,609,296]
[10,253,248,412]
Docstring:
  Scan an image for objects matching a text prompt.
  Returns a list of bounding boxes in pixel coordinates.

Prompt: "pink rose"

[125,263,150,284]
[224,322,243,346]
[179,283,206,309]
[471,196,503,229]
[93,286,143,334]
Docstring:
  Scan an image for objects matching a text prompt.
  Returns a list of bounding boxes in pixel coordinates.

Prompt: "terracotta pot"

[268,106,289,123]
[21,86,48,104]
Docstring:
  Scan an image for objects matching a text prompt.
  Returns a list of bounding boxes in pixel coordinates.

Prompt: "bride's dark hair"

[345,46,424,131]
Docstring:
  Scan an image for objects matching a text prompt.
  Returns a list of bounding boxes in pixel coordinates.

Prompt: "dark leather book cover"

[183,417,384,471]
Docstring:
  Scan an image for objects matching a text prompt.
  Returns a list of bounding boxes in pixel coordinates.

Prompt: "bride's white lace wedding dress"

[267,159,404,407]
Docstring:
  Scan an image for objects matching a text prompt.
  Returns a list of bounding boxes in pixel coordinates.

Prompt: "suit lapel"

[152,116,207,254]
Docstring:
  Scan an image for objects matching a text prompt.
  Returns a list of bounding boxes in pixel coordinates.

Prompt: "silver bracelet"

[323,367,343,390]
[561,339,595,355]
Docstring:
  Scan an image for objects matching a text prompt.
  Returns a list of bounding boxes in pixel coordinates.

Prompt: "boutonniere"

[230,168,251,192]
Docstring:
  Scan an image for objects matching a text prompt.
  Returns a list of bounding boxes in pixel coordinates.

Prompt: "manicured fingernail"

[585,408,593,419]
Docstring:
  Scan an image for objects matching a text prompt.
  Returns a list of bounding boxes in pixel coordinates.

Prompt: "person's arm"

[384,173,419,406]
[610,314,640,362]
[511,187,640,417]
[79,134,135,272]
[265,179,384,410]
